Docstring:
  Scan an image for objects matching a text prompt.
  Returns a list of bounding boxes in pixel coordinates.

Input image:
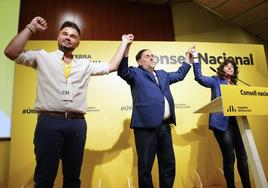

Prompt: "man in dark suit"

[117,44,195,188]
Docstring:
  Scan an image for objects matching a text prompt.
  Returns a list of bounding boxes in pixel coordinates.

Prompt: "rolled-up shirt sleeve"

[14,50,38,68]
[90,62,109,75]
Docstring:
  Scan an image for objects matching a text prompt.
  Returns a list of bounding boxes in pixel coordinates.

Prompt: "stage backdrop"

[9,41,268,188]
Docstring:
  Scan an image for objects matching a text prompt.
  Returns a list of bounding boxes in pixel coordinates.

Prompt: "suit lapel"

[155,71,166,92]
[139,67,159,86]
[148,72,158,85]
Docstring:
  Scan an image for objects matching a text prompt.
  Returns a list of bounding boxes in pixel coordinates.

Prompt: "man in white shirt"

[5,16,133,188]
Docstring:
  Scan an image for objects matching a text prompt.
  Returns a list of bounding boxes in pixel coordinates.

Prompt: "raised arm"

[191,47,216,88]
[108,34,134,73]
[117,40,136,84]
[4,16,48,60]
[168,47,195,84]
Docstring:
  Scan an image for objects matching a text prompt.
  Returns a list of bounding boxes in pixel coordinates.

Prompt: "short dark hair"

[135,49,149,62]
[217,58,238,84]
[60,21,81,36]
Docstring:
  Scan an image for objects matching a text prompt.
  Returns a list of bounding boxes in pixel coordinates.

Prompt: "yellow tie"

[62,60,73,80]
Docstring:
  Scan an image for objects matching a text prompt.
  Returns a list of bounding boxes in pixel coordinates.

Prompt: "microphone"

[237,78,251,86]
[209,66,250,86]
[209,66,217,73]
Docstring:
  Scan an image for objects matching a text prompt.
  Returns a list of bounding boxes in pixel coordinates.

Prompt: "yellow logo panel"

[221,85,268,116]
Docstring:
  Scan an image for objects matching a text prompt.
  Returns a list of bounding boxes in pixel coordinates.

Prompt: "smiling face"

[137,50,156,72]
[57,27,80,53]
[223,62,234,76]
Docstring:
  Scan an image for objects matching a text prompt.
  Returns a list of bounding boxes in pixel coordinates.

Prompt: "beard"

[58,43,75,53]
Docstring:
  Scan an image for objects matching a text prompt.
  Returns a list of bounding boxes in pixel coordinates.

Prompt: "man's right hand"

[122,34,134,45]
[28,16,48,33]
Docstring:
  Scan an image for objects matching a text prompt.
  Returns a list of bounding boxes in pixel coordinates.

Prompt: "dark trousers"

[34,115,87,188]
[134,123,175,188]
[213,117,251,188]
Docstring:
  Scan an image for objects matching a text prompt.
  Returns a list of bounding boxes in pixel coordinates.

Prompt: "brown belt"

[38,111,85,119]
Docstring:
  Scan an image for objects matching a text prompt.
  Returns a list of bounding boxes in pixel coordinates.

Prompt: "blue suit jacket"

[118,57,191,128]
[193,63,230,131]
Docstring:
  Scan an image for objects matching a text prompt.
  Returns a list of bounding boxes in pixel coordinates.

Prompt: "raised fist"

[29,16,48,33]
[122,34,134,44]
